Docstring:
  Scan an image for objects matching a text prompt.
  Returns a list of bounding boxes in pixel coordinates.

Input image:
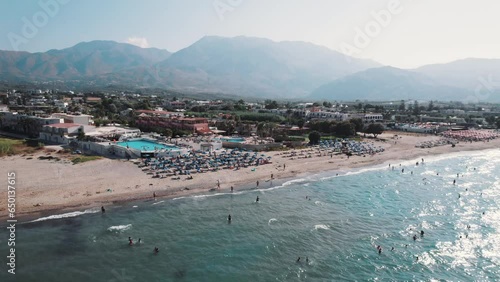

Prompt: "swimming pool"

[218,137,245,143]
[116,139,177,152]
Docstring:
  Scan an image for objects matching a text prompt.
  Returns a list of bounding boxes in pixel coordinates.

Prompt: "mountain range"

[0,36,499,102]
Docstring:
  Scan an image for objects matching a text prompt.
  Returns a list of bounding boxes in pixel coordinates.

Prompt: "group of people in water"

[126,236,160,254]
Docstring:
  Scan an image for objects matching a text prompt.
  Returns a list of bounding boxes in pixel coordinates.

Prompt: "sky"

[0,0,499,69]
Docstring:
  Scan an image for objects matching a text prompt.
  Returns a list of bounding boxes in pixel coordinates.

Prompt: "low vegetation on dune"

[71,155,102,164]
[0,138,42,157]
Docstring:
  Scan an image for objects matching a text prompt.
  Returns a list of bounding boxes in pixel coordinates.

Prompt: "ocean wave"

[282,178,308,186]
[268,218,278,225]
[107,224,132,232]
[314,224,330,230]
[152,200,165,205]
[29,209,100,223]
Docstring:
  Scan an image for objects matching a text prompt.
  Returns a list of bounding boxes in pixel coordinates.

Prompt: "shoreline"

[1,132,499,223]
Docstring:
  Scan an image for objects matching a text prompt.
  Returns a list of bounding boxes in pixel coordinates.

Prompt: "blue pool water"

[219,137,245,143]
[1,149,499,281]
[116,139,176,151]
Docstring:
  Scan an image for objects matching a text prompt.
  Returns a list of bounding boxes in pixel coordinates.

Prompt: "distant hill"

[414,58,500,91]
[155,36,380,97]
[310,66,470,101]
[0,40,171,80]
[1,37,500,102]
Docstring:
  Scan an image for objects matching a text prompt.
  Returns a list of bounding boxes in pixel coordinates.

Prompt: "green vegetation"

[308,131,321,145]
[363,123,385,138]
[0,138,22,156]
[71,155,102,164]
[0,138,41,157]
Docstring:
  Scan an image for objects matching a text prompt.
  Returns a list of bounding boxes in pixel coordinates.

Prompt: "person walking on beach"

[217,180,220,189]
[230,186,234,192]
[153,192,156,199]
[283,164,286,170]
[256,180,259,188]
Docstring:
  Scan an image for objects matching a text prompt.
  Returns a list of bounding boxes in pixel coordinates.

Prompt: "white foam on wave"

[152,200,165,205]
[282,178,308,186]
[314,224,330,230]
[107,224,132,232]
[132,205,138,208]
[268,218,278,225]
[30,209,100,223]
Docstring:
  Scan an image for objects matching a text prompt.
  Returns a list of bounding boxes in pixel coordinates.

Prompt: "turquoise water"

[1,149,499,281]
[116,139,176,152]
[219,137,245,143]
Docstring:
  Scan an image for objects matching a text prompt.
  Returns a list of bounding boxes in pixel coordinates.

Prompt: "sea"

[1,149,499,281]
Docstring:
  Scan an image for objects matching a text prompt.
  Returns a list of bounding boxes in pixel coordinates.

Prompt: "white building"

[51,113,93,125]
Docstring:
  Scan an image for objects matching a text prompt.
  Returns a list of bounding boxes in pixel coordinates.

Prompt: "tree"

[76,127,85,141]
[349,118,364,133]
[365,123,384,138]
[296,118,305,129]
[412,101,420,115]
[323,101,332,108]
[398,100,405,112]
[264,100,279,109]
[308,131,321,145]
[485,116,496,126]
[427,100,434,111]
[335,121,356,137]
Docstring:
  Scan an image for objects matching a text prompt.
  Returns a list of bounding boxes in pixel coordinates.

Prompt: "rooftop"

[45,123,81,128]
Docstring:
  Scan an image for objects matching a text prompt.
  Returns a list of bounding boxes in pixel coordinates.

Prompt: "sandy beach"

[1,131,499,221]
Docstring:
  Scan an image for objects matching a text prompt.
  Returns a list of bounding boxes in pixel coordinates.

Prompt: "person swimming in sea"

[413,234,417,241]
[154,247,159,254]
[101,206,105,213]
[453,179,456,185]
[256,196,259,202]
[420,230,424,237]
[228,214,232,222]
[296,257,301,263]
[137,238,141,244]
[129,237,133,246]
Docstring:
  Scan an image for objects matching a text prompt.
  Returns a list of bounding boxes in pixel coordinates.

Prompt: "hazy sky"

[1,0,499,68]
